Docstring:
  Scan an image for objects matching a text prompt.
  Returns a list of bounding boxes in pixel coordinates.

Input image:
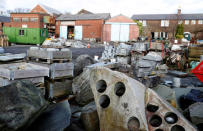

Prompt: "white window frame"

[142,20,147,26]
[191,20,196,25]
[161,20,169,27]
[185,20,189,25]
[198,20,203,24]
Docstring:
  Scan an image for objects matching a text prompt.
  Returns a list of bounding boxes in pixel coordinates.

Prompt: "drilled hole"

[164,112,178,124]
[155,129,164,131]
[96,80,107,93]
[127,117,140,131]
[197,123,203,131]
[149,115,162,127]
[99,95,110,108]
[171,125,185,131]
[114,82,126,96]
[146,104,159,112]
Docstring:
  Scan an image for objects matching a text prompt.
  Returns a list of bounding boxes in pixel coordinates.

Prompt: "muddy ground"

[4,45,104,60]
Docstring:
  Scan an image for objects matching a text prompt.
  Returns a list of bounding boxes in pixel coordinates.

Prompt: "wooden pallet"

[27,57,71,64]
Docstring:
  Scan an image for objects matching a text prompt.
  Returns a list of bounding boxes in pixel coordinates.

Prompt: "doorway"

[68,26,74,39]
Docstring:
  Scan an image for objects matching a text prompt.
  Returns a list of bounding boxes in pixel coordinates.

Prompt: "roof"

[57,13,111,21]
[77,9,93,14]
[39,4,61,16]
[106,14,135,23]
[131,14,203,20]
[0,15,10,22]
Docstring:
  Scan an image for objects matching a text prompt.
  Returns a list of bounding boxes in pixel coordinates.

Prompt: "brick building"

[0,15,10,34]
[56,10,110,41]
[3,4,61,44]
[103,14,139,42]
[132,8,203,40]
[3,13,48,44]
[30,4,61,35]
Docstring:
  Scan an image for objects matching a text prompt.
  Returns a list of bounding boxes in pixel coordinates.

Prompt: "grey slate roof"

[40,4,61,15]
[0,15,10,22]
[131,14,203,20]
[57,13,111,21]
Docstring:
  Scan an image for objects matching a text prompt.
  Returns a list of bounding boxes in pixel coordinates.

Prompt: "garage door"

[74,26,82,40]
[120,24,129,42]
[111,24,129,42]
[111,24,120,41]
[60,26,67,39]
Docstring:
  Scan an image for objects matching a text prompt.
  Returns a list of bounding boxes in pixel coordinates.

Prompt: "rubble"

[0,81,48,131]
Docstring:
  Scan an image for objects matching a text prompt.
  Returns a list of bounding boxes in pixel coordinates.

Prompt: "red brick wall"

[31,5,47,14]
[76,19,104,40]
[103,24,111,42]
[6,13,48,28]
[55,21,61,37]
[129,24,139,41]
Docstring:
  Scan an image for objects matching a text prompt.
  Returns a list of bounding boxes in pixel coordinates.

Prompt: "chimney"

[177,6,181,15]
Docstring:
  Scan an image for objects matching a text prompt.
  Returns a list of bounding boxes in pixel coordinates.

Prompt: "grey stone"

[80,102,99,131]
[74,54,95,77]
[27,100,71,131]
[72,69,94,106]
[0,81,48,131]
[189,102,203,125]
[143,52,162,61]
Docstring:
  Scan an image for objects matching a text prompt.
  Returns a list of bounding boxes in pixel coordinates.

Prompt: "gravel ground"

[4,45,104,60]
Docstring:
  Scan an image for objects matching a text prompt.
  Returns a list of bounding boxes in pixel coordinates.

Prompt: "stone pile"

[134,52,168,87]
[0,62,49,90]
[27,46,74,99]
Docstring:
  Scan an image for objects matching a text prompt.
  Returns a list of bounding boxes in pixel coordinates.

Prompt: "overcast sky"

[2,0,203,17]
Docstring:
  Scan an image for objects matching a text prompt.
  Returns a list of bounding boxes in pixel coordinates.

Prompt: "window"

[22,18,29,22]
[19,29,25,36]
[191,20,196,24]
[198,20,203,24]
[185,20,189,25]
[138,20,147,26]
[142,20,147,26]
[178,20,183,24]
[30,18,38,22]
[13,18,21,22]
[161,20,169,27]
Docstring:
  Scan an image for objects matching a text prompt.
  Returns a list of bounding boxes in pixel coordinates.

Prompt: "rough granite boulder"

[74,54,95,77]
[0,81,47,131]
[72,69,94,106]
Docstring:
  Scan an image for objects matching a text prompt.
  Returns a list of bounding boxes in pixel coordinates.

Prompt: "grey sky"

[4,0,203,17]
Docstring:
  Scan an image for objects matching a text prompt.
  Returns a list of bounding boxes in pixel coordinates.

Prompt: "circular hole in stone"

[149,115,162,127]
[99,95,110,108]
[127,117,140,131]
[146,104,159,112]
[164,112,178,124]
[197,123,203,131]
[155,129,164,131]
[114,82,126,96]
[171,125,185,131]
[96,80,107,93]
